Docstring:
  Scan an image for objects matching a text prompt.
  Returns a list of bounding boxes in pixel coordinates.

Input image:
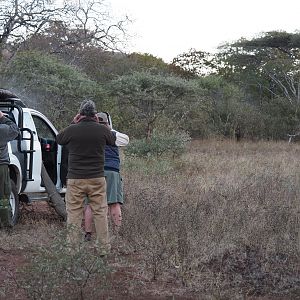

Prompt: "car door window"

[32,115,57,184]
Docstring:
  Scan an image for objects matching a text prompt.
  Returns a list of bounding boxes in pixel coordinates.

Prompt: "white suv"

[0,89,67,225]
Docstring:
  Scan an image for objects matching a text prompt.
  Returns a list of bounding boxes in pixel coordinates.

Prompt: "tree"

[0,0,129,60]
[66,51,172,83]
[62,0,129,51]
[1,50,107,128]
[217,31,300,107]
[171,49,218,77]
[195,76,264,138]
[0,0,66,55]
[109,71,202,139]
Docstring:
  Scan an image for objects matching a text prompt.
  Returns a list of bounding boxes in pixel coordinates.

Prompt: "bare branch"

[0,0,66,49]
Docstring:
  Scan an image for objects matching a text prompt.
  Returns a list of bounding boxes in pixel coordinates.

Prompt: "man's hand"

[0,110,3,119]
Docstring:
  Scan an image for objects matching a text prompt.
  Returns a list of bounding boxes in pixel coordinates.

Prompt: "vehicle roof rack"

[0,89,26,108]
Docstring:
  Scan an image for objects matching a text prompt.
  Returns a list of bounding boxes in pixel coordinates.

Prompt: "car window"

[32,115,56,140]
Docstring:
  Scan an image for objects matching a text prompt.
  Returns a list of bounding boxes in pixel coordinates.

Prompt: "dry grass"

[122,139,300,298]
[1,139,300,299]
[0,202,63,250]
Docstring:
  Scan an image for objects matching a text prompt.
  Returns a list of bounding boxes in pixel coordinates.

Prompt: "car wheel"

[9,180,19,226]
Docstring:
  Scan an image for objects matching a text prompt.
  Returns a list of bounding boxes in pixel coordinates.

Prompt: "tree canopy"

[109,71,202,138]
[2,26,300,140]
[0,0,129,60]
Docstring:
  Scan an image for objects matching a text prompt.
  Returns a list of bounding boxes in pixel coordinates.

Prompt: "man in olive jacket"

[56,100,116,254]
[0,110,20,227]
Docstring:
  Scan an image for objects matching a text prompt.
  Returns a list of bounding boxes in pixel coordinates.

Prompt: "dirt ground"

[0,201,299,300]
[0,202,201,300]
[0,247,197,300]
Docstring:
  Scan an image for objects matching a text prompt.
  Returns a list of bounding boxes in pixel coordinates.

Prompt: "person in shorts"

[84,112,129,241]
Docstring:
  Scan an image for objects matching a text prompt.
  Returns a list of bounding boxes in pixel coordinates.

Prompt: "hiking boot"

[84,232,92,242]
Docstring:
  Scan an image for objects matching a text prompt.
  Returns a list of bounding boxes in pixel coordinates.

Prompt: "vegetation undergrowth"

[121,139,300,297]
[1,139,299,299]
[125,130,191,158]
[3,229,111,300]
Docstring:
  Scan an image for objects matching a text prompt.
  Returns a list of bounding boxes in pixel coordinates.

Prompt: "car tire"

[9,180,19,226]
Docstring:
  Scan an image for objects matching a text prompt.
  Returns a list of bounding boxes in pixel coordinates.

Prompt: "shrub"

[125,130,191,158]
[15,229,111,300]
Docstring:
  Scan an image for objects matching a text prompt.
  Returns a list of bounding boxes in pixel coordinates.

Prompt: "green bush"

[125,130,191,158]
[1,50,109,129]
[16,228,111,300]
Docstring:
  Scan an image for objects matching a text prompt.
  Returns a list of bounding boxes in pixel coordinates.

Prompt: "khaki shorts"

[104,170,124,205]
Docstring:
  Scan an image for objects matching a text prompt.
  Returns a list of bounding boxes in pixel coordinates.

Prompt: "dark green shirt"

[56,119,116,179]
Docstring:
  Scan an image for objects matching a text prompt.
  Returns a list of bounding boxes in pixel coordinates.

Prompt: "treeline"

[1,28,300,141]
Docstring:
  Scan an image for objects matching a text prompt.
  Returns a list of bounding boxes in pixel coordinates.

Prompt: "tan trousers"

[66,177,110,252]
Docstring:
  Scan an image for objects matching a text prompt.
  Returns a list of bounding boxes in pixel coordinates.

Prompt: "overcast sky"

[109,0,300,63]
